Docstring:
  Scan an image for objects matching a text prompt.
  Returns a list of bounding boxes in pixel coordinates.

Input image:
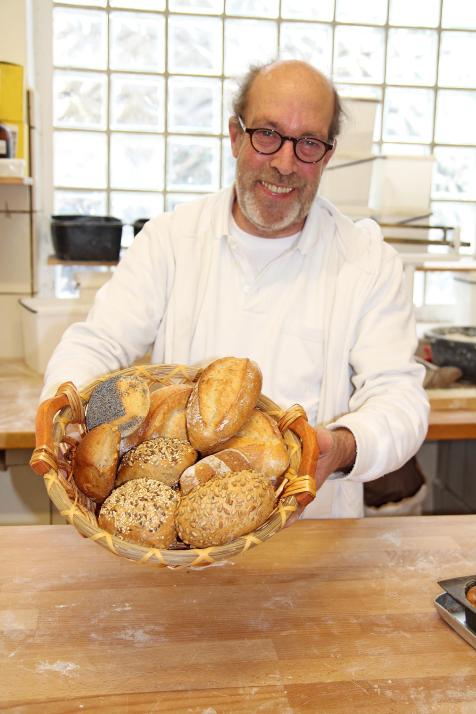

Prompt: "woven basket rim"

[42,362,307,569]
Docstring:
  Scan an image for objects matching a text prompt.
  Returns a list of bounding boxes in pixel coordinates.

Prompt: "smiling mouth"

[260,180,295,195]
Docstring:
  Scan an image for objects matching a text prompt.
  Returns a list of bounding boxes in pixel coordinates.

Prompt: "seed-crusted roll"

[179,448,253,495]
[205,408,289,485]
[176,469,275,548]
[116,436,197,487]
[73,423,120,503]
[86,374,150,437]
[186,356,262,452]
[98,478,180,548]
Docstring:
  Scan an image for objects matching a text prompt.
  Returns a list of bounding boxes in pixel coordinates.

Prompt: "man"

[42,60,429,518]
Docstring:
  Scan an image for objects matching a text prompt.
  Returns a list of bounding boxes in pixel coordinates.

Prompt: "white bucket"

[19,297,90,374]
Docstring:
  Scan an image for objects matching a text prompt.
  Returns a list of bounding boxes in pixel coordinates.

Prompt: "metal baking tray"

[435,575,476,650]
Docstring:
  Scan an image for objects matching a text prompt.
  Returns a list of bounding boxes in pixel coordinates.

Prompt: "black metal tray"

[435,574,476,650]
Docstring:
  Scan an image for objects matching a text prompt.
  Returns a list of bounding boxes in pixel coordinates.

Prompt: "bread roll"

[186,356,262,452]
[467,586,476,606]
[73,423,120,502]
[119,384,193,456]
[86,374,150,437]
[98,478,179,548]
[176,469,275,548]
[116,436,197,487]
[205,408,289,485]
[180,448,253,495]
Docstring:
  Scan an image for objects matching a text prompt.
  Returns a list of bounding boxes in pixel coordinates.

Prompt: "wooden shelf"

[0,176,33,186]
[47,255,118,267]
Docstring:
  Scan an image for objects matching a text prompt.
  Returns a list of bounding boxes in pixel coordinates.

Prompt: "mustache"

[258,174,303,189]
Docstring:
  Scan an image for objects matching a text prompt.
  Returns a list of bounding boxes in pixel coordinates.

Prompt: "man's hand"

[314,426,356,490]
[285,426,356,526]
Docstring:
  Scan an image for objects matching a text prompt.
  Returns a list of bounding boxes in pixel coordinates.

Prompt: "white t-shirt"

[228,213,300,278]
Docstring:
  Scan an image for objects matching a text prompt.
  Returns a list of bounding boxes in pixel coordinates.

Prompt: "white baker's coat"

[43,187,429,518]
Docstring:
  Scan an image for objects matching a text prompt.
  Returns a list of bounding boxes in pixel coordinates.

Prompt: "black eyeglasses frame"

[237,116,335,164]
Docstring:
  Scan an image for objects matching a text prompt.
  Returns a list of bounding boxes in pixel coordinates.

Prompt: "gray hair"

[231,61,344,141]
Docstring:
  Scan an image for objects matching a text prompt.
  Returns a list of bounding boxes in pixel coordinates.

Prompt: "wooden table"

[1,517,476,711]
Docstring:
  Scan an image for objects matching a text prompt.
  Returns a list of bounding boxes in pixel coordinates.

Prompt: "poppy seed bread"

[86,374,150,437]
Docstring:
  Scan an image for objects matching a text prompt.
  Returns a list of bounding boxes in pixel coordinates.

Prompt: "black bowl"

[51,215,123,262]
[425,326,476,381]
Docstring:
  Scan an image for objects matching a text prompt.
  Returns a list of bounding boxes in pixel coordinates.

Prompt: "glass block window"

[51,0,476,270]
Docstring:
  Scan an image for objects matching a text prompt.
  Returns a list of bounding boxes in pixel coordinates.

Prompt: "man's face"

[230,64,336,238]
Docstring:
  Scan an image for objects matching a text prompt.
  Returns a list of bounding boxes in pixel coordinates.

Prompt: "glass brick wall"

[51,0,476,263]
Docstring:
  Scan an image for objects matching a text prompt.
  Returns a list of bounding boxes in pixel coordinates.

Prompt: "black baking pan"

[51,215,123,261]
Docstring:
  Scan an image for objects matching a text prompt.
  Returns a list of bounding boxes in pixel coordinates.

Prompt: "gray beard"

[236,183,304,234]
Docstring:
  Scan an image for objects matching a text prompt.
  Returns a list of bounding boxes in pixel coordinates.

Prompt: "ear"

[322,138,337,168]
[229,116,243,159]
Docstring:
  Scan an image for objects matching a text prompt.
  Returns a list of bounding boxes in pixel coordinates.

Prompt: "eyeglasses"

[238,116,334,164]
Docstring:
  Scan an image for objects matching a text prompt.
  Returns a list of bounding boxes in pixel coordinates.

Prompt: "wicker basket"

[30,363,319,568]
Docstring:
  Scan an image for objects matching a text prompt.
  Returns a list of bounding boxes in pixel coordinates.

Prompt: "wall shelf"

[47,255,118,267]
[0,176,33,186]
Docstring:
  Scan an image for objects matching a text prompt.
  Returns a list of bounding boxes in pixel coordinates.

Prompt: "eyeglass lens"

[250,129,327,162]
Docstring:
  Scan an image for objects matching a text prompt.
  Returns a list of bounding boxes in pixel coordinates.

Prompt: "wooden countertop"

[0,360,475,448]
[0,359,42,449]
[1,517,475,711]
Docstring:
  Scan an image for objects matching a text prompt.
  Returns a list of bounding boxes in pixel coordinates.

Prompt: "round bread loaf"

[186,356,262,452]
[205,408,289,485]
[86,374,150,437]
[179,448,253,495]
[73,423,120,502]
[116,436,197,487]
[176,469,275,548]
[467,585,476,606]
[98,478,179,548]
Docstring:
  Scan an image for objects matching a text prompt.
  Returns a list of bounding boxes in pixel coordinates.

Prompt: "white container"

[19,297,91,374]
[0,158,25,177]
[336,97,379,159]
[369,155,435,217]
[454,273,476,325]
[320,155,379,208]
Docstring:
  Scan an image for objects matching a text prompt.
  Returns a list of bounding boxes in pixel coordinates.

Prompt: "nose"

[269,138,298,176]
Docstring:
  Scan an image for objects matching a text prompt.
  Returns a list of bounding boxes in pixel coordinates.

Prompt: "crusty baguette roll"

[119,384,192,456]
[180,448,253,495]
[116,436,197,487]
[142,384,192,441]
[204,408,289,484]
[176,469,275,548]
[186,356,262,452]
[86,374,150,437]
[73,423,120,503]
[98,478,179,548]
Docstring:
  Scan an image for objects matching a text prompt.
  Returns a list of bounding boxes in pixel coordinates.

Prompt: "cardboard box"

[0,62,24,122]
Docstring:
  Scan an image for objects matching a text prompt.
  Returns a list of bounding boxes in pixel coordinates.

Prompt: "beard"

[234,163,320,235]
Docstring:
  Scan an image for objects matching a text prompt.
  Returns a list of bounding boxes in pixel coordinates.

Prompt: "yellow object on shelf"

[0,62,24,122]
